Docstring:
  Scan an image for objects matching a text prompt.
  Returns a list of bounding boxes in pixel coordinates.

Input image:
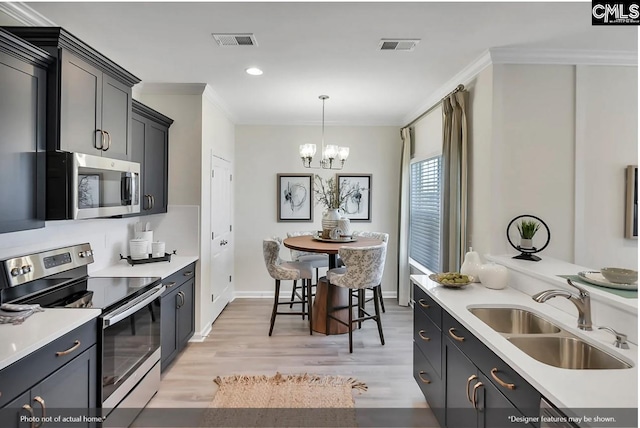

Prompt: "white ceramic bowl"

[600,267,638,284]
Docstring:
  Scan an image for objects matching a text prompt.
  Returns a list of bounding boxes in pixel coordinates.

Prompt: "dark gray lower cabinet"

[161,263,196,371]
[0,29,50,234]
[413,285,540,428]
[0,319,98,427]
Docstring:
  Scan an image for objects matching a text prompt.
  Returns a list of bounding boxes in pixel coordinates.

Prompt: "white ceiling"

[18,2,640,126]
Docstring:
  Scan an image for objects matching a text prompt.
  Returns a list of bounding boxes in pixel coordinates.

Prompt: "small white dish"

[577,271,638,291]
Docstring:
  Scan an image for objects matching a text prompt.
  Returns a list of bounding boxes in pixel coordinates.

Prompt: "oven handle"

[102,284,165,328]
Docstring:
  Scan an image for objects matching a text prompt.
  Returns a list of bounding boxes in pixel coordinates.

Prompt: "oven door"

[101,284,165,409]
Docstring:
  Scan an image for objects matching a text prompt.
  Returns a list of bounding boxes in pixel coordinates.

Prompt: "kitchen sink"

[507,336,632,369]
[469,307,561,334]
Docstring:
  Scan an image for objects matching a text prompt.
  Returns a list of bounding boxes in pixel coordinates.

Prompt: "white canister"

[151,241,166,258]
[478,263,509,290]
[338,218,351,237]
[129,239,149,260]
[135,231,153,254]
[460,247,482,283]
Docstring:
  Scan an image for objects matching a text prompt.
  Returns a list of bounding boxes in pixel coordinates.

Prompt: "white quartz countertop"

[91,255,198,279]
[410,274,638,423]
[0,308,101,370]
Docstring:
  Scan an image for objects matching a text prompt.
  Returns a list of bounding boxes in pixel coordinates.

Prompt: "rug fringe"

[214,372,367,391]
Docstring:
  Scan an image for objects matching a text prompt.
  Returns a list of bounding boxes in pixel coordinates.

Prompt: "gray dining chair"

[263,237,314,336]
[326,244,387,353]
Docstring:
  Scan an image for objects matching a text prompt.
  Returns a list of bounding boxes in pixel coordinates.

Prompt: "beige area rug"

[200,373,367,427]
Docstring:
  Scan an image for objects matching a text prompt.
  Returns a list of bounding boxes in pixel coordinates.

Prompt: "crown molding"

[489,47,638,66]
[0,2,55,26]
[402,50,492,125]
[202,84,238,124]
[135,82,208,95]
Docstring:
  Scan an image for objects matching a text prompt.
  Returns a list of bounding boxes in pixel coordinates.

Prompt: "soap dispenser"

[460,247,482,282]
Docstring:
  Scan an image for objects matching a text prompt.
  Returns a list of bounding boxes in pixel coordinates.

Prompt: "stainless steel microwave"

[47,152,140,220]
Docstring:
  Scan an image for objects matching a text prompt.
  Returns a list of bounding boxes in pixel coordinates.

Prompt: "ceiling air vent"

[379,39,420,51]
[212,33,258,47]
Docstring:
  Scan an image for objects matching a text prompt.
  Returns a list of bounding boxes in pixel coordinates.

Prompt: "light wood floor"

[134,298,438,427]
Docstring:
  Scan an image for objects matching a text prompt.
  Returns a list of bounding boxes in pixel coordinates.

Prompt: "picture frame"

[78,174,100,209]
[625,165,637,239]
[277,174,314,222]
[337,174,372,221]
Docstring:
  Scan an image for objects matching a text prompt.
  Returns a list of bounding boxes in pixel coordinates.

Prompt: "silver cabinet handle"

[184,271,194,277]
[176,291,185,309]
[165,281,177,289]
[95,130,105,150]
[103,130,111,151]
[150,195,155,209]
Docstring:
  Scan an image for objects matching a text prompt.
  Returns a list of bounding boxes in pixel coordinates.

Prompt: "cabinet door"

[445,338,479,428]
[101,74,131,160]
[177,278,195,348]
[0,50,46,234]
[477,371,528,428]
[160,289,178,371]
[144,121,169,214]
[0,390,32,428]
[60,51,102,155]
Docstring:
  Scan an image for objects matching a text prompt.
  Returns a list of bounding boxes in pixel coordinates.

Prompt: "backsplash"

[0,205,199,272]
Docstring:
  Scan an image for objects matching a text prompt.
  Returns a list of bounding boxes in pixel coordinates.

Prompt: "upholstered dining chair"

[263,238,314,336]
[326,244,387,353]
[338,231,388,314]
[286,231,329,308]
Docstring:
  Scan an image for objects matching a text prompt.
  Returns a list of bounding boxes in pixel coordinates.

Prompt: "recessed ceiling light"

[246,67,263,76]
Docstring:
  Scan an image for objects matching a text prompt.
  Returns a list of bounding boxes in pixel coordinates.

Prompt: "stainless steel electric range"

[0,243,165,425]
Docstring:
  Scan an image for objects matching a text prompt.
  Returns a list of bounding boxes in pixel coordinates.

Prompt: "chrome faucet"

[532,279,593,331]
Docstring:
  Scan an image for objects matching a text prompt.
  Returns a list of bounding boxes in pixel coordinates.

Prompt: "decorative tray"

[429,273,472,289]
[120,250,177,266]
[577,271,638,291]
[312,234,357,243]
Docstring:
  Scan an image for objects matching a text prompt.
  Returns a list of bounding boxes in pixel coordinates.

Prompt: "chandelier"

[300,95,349,170]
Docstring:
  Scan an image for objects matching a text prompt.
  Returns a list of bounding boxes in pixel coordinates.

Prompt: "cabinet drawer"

[413,343,445,427]
[443,312,540,417]
[0,318,97,407]
[162,262,196,294]
[413,307,442,377]
[413,284,441,328]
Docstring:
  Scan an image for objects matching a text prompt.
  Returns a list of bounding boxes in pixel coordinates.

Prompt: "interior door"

[210,155,233,322]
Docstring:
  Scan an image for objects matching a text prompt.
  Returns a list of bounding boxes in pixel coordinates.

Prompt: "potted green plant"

[517,219,540,249]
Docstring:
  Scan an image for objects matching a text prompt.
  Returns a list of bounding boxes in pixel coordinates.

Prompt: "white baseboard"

[190,323,212,342]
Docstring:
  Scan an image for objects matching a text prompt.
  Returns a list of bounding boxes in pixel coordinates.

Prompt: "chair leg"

[301,279,306,320]
[378,284,386,313]
[289,280,297,308]
[307,279,313,335]
[373,286,385,346]
[348,289,354,353]
[269,279,281,336]
[357,289,364,329]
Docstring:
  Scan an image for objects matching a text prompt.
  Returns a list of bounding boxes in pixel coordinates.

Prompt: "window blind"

[410,156,442,273]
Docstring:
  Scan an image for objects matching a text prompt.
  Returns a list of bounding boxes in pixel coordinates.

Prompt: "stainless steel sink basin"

[507,336,632,369]
[469,307,561,334]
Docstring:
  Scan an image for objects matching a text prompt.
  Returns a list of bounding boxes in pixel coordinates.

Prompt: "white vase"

[460,248,482,282]
[520,238,533,249]
[338,217,351,237]
[478,263,509,290]
[322,208,342,239]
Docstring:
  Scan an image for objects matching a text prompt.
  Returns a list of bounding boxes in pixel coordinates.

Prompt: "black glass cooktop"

[18,276,161,311]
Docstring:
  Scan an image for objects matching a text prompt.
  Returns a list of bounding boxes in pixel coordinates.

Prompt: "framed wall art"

[337,174,371,221]
[277,173,314,222]
[625,165,637,239]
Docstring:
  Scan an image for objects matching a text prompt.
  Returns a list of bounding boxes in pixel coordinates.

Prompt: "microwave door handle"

[121,173,132,205]
[102,284,166,327]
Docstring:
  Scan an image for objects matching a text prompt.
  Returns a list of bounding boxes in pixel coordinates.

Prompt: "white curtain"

[397,127,412,306]
[441,89,469,272]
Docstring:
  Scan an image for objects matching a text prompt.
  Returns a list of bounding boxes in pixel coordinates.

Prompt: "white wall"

[234,125,401,297]
[575,66,638,269]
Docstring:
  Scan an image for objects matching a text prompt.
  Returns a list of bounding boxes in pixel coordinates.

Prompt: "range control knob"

[21,265,32,273]
[10,267,23,277]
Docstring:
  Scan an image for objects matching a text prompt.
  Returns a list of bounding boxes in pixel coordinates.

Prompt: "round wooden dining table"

[282,234,382,335]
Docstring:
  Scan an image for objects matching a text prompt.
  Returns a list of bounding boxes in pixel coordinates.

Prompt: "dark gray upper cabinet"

[4,27,140,161]
[132,100,173,215]
[0,29,51,234]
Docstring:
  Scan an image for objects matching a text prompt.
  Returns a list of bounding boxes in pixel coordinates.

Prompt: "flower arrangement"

[313,175,358,211]
[517,220,540,239]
